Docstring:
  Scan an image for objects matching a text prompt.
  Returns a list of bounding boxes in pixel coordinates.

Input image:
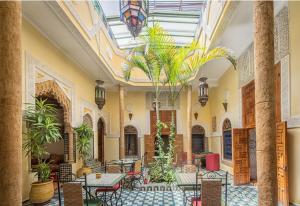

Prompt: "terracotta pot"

[30,179,54,204]
[77,167,92,177]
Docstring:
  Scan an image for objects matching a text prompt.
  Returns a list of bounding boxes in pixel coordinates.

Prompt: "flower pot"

[77,167,92,177]
[29,179,54,204]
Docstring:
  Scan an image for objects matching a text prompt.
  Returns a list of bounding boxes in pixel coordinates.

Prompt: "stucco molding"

[25,52,76,126]
[281,55,300,128]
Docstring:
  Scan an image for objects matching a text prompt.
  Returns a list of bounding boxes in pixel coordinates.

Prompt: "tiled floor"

[24,170,258,206]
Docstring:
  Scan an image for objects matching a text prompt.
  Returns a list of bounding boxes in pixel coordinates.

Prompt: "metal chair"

[126,159,144,189]
[192,171,228,206]
[57,173,101,206]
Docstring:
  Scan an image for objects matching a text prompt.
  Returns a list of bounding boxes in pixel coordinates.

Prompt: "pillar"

[119,85,125,159]
[186,85,192,164]
[0,2,22,205]
[254,1,277,205]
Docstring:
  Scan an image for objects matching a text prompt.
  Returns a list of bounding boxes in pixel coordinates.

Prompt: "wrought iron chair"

[125,159,144,189]
[192,170,228,206]
[57,173,101,206]
[95,163,123,205]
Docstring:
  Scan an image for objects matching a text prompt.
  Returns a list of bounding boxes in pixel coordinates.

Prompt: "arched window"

[124,125,138,157]
[83,113,94,158]
[192,125,205,153]
[222,118,232,160]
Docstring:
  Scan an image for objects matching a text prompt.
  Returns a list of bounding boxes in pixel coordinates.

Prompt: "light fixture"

[194,112,198,120]
[120,0,148,37]
[222,102,228,112]
[129,112,133,120]
[198,77,209,107]
[152,99,161,110]
[95,80,105,110]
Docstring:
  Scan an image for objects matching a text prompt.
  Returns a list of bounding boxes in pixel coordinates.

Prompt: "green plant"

[74,124,93,166]
[23,98,62,182]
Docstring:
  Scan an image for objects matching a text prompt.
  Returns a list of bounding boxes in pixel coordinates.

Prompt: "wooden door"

[276,121,289,206]
[275,62,281,123]
[150,110,176,135]
[233,128,250,185]
[97,119,104,162]
[242,80,256,128]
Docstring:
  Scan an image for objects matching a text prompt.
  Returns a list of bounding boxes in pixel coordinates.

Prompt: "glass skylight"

[94,0,206,50]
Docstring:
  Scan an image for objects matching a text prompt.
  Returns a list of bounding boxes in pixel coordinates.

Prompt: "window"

[192,125,205,153]
[222,119,232,160]
[124,126,138,156]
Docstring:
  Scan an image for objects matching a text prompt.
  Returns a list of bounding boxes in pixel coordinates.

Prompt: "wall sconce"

[194,112,198,120]
[222,102,228,112]
[129,112,133,120]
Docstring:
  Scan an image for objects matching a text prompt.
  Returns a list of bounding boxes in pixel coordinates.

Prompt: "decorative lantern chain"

[120,0,148,38]
[95,80,106,110]
[198,77,209,107]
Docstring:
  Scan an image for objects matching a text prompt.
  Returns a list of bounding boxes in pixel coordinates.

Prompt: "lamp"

[152,99,161,110]
[129,112,133,120]
[198,77,209,107]
[120,0,148,37]
[194,112,198,120]
[222,102,228,112]
[95,80,105,110]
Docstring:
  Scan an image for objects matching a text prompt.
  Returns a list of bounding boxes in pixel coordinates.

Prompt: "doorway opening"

[124,125,138,157]
[248,128,257,182]
[192,125,205,153]
[97,118,105,163]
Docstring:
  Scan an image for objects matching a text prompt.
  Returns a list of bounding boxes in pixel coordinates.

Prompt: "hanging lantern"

[120,0,147,37]
[95,80,105,110]
[198,77,209,107]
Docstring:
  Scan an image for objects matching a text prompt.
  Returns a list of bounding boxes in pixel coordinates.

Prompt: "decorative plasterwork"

[36,80,72,130]
[238,7,289,88]
[25,53,76,126]
[281,55,300,128]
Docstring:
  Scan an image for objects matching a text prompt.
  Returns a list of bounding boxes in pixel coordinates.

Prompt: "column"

[254,1,277,205]
[119,85,125,159]
[186,85,192,164]
[0,2,22,205]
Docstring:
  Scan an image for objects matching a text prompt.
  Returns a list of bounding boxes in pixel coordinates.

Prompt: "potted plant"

[74,123,93,177]
[23,98,62,204]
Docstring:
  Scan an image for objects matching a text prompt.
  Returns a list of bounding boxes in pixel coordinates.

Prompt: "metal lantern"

[95,80,105,110]
[198,77,209,107]
[120,0,147,37]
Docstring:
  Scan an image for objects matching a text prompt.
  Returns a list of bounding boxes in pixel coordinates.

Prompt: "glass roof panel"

[95,0,206,50]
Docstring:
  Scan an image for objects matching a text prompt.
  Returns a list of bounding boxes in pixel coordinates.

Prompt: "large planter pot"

[30,179,54,204]
[77,167,92,177]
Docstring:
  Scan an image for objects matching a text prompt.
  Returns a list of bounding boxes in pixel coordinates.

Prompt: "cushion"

[192,198,202,206]
[127,171,141,176]
[95,183,120,193]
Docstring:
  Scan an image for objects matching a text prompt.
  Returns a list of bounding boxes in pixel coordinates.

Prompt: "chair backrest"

[201,179,222,206]
[59,163,74,183]
[63,183,84,206]
[106,165,121,173]
[195,171,228,206]
[134,159,142,173]
[182,164,197,173]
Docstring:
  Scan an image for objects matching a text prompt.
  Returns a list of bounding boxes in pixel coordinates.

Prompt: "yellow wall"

[208,67,239,174]
[22,19,97,200]
[288,2,300,204]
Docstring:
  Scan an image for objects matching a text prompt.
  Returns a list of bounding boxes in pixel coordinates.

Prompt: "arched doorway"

[124,125,138,157]
[192,125,205,153]
[83,114,94,158]
[97,118,105,162]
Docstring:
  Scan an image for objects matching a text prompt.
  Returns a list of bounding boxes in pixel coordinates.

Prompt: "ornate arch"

[83,113,93,129]
[222,118,232,131]
[35,80,74,162]
[124,125,138,134]
[35,80,72,131]
[192,125,205,135]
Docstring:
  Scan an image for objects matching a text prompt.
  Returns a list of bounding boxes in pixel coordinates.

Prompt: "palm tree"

[160,33,237,171]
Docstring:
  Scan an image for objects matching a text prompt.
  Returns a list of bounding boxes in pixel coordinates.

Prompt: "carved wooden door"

[242,80,256,128]
[276,121,289,206]
[233,128,250,185]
